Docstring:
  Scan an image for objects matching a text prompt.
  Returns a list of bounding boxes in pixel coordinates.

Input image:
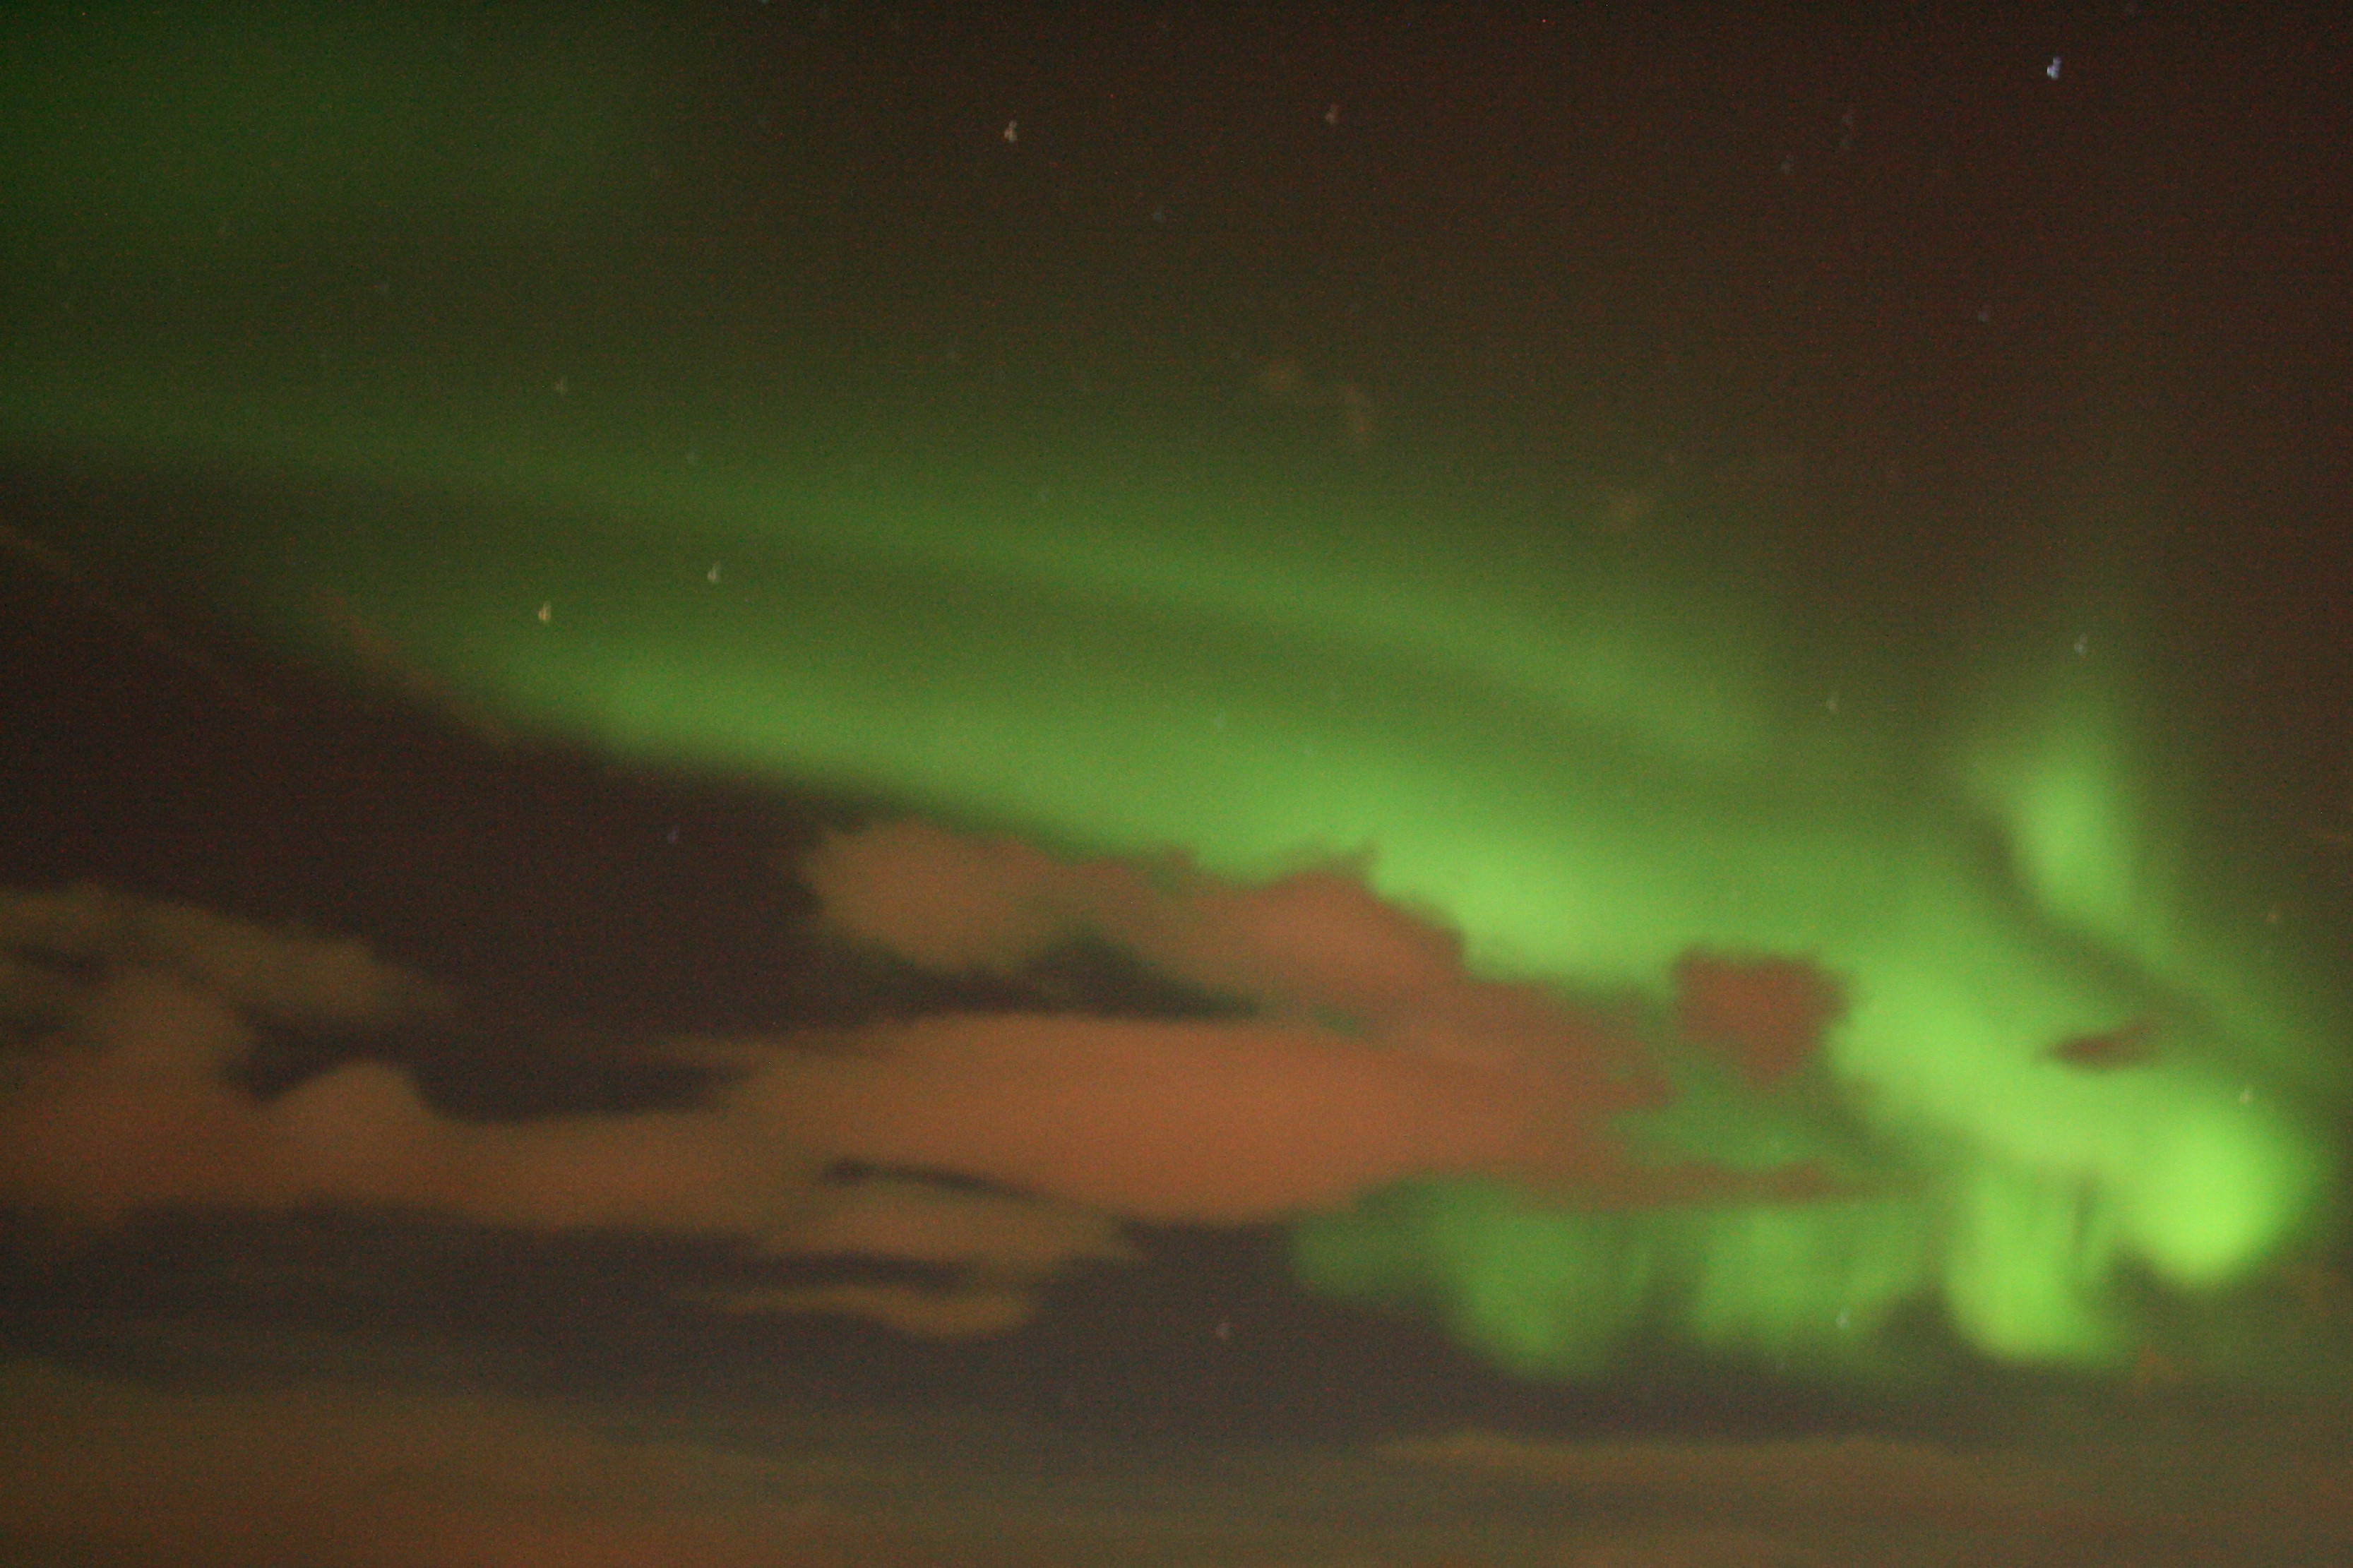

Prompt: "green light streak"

[1,4,2342,1386]
[14,383,2334,1377]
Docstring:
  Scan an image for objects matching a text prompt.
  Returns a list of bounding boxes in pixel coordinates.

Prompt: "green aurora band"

[4,4,2345,1387]
[13,390,2343,1382]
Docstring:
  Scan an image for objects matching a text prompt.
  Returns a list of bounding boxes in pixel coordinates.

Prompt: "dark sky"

[5,6,2353,1565]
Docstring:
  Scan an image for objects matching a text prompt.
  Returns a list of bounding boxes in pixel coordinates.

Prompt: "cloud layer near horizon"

[3,841,2344,1568]
[4,1356,2345,1568]
[1,821,1834,1334]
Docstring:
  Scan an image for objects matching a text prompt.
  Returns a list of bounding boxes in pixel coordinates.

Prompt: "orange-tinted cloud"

[688,1281,1044,1338]
[3,820,1840,1338]
[0,968,802,1235]
[791,820,1837,1216]
[756,1174,1138,1274]
[739,1012,1592,1224]
[1,877,447,1029]
[679,1176,1136,1335]
[804,820,1670,1093]
[1672,951,1845,1087]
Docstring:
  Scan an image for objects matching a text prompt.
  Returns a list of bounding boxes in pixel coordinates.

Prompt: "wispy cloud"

[4,826,1830,1336]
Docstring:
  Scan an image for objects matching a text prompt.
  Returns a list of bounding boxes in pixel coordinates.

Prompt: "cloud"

[1,822,1839,1337]
[804,818,1648,1084]
[684,1281,1045,1339]
[678,1176,1136,1337]
[788,820,1837,1220]
[0,877,448,1030]
[0,963,809,1235]
[753,1175,1138,1274]
[1671,950,1845,1089]
[738,1011,1580,1224]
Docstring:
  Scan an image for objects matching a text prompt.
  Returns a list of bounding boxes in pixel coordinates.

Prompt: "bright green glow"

[1,7,2342,1385]
[1942,1161,2123,1363]
[13,381,2335,1377]
[1294,1181,1934,1378]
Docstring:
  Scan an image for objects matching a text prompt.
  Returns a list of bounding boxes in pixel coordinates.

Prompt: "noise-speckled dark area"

[4,6,2352,1565]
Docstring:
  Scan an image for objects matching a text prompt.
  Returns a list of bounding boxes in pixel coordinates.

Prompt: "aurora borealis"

[6,5,2353,1564]
[18,418,2340,1380]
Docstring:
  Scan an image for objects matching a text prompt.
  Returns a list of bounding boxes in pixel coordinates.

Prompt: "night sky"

[5,5,2353,1566]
